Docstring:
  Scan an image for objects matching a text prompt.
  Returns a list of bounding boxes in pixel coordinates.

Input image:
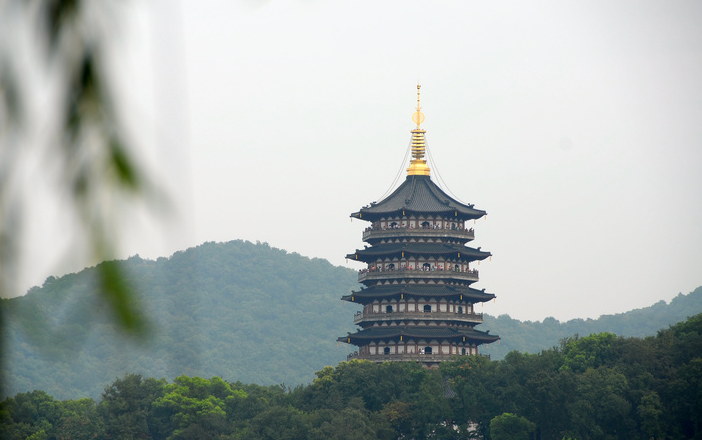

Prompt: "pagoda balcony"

[362,226,475,241]
[353,310,483,325]
[346,352,490,362]
[358,267,479,283]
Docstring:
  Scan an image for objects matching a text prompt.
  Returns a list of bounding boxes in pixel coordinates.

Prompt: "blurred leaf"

[97,260,146,335]
[40,0,80,49]
[109,137,140,190]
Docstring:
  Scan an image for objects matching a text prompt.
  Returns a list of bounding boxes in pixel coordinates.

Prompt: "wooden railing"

[346,352,490,362]
[358,268,478,283]
[363,226,475,241]
[353,310,483,324]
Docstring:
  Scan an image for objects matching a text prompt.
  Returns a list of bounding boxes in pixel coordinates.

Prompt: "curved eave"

[341,285,496,304]
[338,327,500,345]
[351,208,486,222]
[350,175,486,222]
[346,243,491,263]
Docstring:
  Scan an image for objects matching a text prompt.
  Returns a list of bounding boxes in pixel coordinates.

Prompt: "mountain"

[1,240,358,400]
[1,239,700,400]
[479,287,702,359]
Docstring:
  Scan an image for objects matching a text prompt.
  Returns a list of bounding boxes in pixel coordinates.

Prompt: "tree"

[636,391,663,440]
[246,405,312,440]
[565,367,633,440]
[152,376,246,439]
[55,398,105,440]
[440,355,501,437]
[489,413,535,440]
[0,390,60,440]
[100,373,166,440]
[560,333,618,373]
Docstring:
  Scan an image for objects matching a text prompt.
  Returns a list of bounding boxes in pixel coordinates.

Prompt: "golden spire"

[407,84,430,176]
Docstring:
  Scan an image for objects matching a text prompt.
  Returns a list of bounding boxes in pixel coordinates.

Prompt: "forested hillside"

[480,286,702,359]
[2,314,701,440]
[1,241,359,399]
[1,239,700,400]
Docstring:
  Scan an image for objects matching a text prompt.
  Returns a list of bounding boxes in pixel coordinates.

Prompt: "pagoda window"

[384,347,391,355]
[423,305,432,313]
[461,347,466,355]
[458,306,463,314]
[386,305,393,313]
[424,346,432,354]
[421,221,430,229]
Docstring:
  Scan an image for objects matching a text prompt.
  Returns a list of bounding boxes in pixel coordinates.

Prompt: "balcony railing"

[363,226,475,241]
[346,352,491,362]
[358,267,479,283]
[353,310,483,325]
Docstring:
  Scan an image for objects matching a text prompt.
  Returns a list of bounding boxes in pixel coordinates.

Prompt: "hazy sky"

[12,0,702,322]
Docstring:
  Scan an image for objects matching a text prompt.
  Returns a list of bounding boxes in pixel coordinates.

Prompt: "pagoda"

[338,85,499,367]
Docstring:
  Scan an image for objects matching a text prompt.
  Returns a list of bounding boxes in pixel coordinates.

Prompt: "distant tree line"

[1,313,700,440]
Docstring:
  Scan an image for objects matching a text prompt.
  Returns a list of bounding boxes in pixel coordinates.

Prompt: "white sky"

[10,0,702,322]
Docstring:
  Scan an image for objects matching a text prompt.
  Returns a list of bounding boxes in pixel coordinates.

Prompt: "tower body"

[338,87,499,367]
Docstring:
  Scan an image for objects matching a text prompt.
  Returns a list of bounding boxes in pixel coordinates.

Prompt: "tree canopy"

[1,314,701,439]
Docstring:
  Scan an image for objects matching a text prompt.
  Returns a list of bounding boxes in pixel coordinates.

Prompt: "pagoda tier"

[337,326,499,366]
[338,85,499,367]
[362,223,476,246]
[347,242,491,263]
[339,326,499,345]
[351,174,486,222]
[341,284,495,304]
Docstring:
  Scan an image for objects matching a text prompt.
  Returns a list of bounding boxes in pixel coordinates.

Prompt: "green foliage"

[153,376,245,434]
[100,373,167,439]
[439,314,702,439]
[245,405,312,440]
[490,413,536,440]
[0,316,701,440]
[560,333,618,373]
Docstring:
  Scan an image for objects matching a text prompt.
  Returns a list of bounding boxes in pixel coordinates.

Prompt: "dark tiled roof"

[347,242,491,262]
[341,284,495,303]
[338,326,499,344]
[351,175,486,221]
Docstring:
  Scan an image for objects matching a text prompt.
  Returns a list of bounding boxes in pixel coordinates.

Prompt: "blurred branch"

[0,0,154,335]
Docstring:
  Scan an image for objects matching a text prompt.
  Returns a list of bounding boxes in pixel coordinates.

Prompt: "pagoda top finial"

[407,84,430,176]
[412,84,425,129]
